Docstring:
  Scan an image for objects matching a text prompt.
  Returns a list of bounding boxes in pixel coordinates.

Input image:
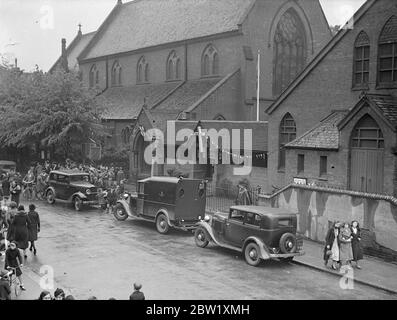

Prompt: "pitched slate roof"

[100,82,180,120]
[368,95,397,127]
[81,0,254,60]
[172,120,268,151]
[49,31,96,73]
[285,110,349,150]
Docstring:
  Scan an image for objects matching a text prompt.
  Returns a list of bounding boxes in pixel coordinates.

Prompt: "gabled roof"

[49,31,96,73]
[80,0,253,61]
[338,94,397,131]
[285,110,348,150]
[100,82,180,120]
[267,0,377,115]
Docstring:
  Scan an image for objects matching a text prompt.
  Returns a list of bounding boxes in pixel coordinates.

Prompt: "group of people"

[323,220,363,270]
[36,283,145,301]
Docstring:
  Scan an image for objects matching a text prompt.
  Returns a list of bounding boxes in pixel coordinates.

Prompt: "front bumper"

[269,251,305,258]
[82,200,99,206]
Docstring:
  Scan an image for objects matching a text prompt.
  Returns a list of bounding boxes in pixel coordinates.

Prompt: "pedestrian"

[9,180,21,206]
[323,222,337,268]
[64,295,75,300]
[4,241,25,291]
[27,204,40,255]
[6,202,18,242]
[116,168,125,185]
[0,209,9,254]
[329,222,341,270]
[1,175,10,202]
[12,205,31,259]
[0,270,11,300]
[351,220,363,269]
[129,282,145,300]
[339,222,353,267]
[38,290,52,300]
[54,288,65,300]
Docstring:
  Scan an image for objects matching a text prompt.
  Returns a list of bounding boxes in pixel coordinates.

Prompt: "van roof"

[138,176,203,184]
[230,205,297,217]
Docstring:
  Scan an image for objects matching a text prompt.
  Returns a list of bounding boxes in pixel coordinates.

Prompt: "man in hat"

[0,270,11,300]
[129,282,145,300]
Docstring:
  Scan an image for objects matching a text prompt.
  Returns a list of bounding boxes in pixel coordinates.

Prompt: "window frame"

[377,16,397,88]
[297,154,305,175]
[137,56,149,84]
[201,44,220,77]
[319,155,328,177]
[352,31,370,89]
[278,113,297,170]
[111,60,122,87]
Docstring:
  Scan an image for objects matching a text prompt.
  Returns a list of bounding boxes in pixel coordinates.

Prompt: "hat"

[134,282,142,290]
[54,288,65,297]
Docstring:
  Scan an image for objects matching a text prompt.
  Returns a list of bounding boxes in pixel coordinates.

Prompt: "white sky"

[0,0,367,72]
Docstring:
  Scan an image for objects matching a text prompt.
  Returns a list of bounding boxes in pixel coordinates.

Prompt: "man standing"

[129,282,145,300]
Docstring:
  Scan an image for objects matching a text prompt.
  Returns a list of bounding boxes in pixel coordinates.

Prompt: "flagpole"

[257,49,260,122]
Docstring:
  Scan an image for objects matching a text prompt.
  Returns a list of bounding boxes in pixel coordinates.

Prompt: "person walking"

[6,202,18,242]
[12,205,31,259]
[129,282,145,300]
[339,222,353,267]
[323,222,338,268]
[4,241,25,291]
[27,204,40,255]
[329,222,341,270]
[351,220,363,269]
[1,175,10,202]
[0,270,11,300]
[9,180,21,206]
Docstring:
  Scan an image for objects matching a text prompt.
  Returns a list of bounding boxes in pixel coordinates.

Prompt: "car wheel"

[279,233,297,254]
[194,227,209,248]
[244,242,261,267]
[114,204,128,221]
[73,197,83,211]
[156,213,169,234]
[46,190,55,204]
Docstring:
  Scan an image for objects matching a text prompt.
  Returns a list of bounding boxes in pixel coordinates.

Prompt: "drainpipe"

[184,42,188,82]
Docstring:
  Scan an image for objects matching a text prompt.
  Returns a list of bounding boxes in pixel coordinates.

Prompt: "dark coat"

[0,279,11,300]
[129,290,145,300]
[27,210,40,241]
[6,208,17,241]
[12,211,31,250]
[351,227,363,261]
[323,227,339,260]
[4,248,22,277]
[2,180,10,197]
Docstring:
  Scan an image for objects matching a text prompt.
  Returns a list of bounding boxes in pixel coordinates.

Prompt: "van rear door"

[175,180,206,223]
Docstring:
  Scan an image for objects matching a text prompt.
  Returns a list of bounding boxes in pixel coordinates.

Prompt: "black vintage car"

[114,176,206,234]
[194,205,304,266]
[45,170,98,211]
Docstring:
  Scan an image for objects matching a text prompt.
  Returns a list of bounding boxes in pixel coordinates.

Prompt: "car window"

[138,182,144,194]
[245,212,261,227]
[230,210,245,222]
[278,218,292,227]
[57,175,69,183]
[70,175,89,182]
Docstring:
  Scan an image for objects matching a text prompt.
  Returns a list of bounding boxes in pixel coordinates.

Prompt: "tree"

[0,67,105,160]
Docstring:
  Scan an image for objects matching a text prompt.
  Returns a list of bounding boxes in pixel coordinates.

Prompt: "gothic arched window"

[202,44,220,77]
[137,56,149,84]
[273,9,307,96]
[378,16,397,86]
[166,51,181,80]
[279,113,296,169]
[353,31,370,87]
[111,61,122,86]
[89,64,99,88]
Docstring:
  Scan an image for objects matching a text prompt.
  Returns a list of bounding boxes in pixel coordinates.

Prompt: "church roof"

[49,31,96,73]
[285,110,349,150]
[80,0,254,60]
[368,95,397,127]
[100,82,180,120]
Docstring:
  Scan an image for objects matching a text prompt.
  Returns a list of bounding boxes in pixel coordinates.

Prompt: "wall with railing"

[258,184,397,261]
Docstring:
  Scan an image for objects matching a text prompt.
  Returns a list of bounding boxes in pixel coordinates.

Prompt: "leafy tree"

[0,67,104,159]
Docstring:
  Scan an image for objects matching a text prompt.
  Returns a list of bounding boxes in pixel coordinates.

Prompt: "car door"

[243,212,262,239]
[136,182,144,216]
[224,209,247,248]
[56,174,69,200]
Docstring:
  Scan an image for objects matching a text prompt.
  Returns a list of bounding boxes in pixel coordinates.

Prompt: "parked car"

[114,176,206,234]
[194,205,304,266]
[45,170,98,211]
[0,160,16,174]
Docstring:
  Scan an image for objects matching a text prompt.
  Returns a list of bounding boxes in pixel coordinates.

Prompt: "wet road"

[20,201,397,300]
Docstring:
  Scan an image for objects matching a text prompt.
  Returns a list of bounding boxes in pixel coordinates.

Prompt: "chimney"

[14,58,17,68]
[117,0,122,5]
[78,23,82,36]
[60,38,69,72]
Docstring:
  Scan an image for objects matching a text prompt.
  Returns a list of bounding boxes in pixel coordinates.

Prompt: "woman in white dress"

[331,223,341,270]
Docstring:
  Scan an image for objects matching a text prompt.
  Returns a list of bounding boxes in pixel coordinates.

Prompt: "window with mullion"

[353,45,370,86]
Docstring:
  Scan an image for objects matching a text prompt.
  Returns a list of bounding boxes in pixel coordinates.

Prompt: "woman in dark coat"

[12,205,31,258]
[6,202,18,242]
[9,180,21,206]
[27,204,40,255]
[351,220,363,269]
[4,241,26,291]
[323,222,340,269]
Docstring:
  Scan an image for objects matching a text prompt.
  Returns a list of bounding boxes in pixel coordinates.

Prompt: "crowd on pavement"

[323,220,364,271]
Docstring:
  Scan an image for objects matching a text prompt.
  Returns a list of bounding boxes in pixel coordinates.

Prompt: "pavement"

[294,239,397,295]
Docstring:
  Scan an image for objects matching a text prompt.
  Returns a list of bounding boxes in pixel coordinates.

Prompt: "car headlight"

[204,215,211,222]
[86,189,91,195]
